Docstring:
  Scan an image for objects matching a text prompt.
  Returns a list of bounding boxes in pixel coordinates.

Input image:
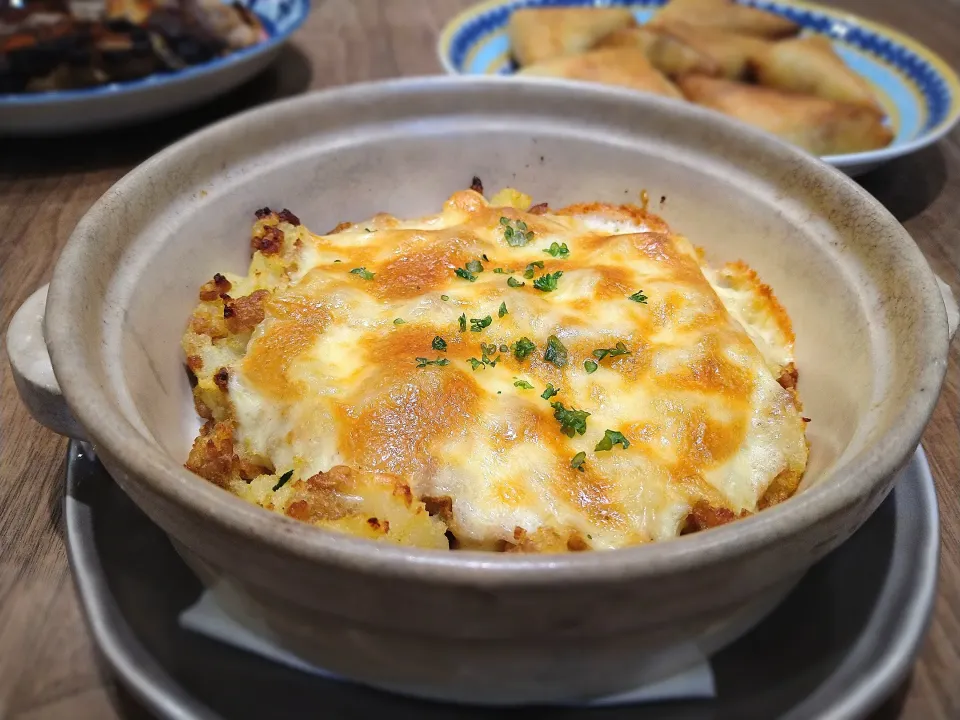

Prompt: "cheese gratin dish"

[182,183,808,553]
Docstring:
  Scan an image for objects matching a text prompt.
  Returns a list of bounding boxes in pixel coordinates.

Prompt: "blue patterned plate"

[0,0,310,136]
[438,0,960,175]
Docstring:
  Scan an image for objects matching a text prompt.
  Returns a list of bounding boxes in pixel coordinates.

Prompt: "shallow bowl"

[438,0,960,176]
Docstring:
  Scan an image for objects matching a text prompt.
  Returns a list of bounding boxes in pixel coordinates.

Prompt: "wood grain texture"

[0,0,958,717]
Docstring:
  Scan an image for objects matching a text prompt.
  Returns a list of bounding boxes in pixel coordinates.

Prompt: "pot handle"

[6,284,88,440]
[937,275,959,343]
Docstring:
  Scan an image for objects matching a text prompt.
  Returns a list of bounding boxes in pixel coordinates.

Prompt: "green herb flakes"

[501,216,534,246]
[440,294,450,301]
[511,337,536,361]
[272,470,294,492]
[393,318,406,325]
[628,290,648,304]
[507,276,525,288]
[416,357,450,368]
[544,334,568,367]
[468,343,500,371]
[499,344,509,353]
[523,261,545,279]
[584,360,598,374]
[595,429,631,452]
[544,242,570,258]
[570,452,587,472]
[514,379,535,390]
[350,267,374,280]
[593,342,631,360]
[465,259,484,273]
[533,270,563,292]
[493,268,506,274]
[551,401,590,437]
[458,314,467,332]
[432,336,448,352]
[455,267,477,282]
[541,383,559,400]
[470,315,493,332]
[498,302,508,318]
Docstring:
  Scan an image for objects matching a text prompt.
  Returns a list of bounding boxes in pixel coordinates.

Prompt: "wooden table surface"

[1,0,958,717]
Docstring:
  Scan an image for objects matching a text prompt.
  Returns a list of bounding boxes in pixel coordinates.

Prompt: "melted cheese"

[182,189,807,552]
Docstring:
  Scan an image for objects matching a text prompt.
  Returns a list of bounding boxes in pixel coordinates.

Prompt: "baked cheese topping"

[183,186,807,553]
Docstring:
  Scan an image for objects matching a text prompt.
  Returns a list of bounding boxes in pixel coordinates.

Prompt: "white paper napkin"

[179,582,716,707]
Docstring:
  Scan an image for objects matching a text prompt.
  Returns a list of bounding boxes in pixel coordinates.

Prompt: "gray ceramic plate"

[64,439,938,720]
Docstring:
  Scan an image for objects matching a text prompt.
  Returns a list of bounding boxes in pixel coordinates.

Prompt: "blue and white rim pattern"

[440,0,960,159]
[0,0,309,106]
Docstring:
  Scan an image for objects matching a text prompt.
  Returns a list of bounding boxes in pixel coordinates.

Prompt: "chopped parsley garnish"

[272,470,294,492]
[498,302,508,318]
[440,294,450,301]
[469,315,493,332]
[455,267,477,282]
[432,336,447,352]
[501,216,534,246]
[350,267,374,280]
[541,383,559,400]
[499,344,509,352]
[416,357,450,368]
[584,360,598,374]
[482,254,490,262]
[393,318,406,325]
[533,270,563,292]
[570,452,587,472]
[511,337,536,361]
[514,379,535,390]
[523,261,545,279]
[480,342,499,358]
[544,334,568,367]
[467,343,500,370]
[465,259,484,273]
[595,429,631,452]
[544,242,570,258]
[593,342,631,360]
[507,276,525,288]
[551,401,591,437]
[458,314,467,332]
[333,259,342,263]
[493,268,506,274]
[365,227,374,232]
[628,290,648,304]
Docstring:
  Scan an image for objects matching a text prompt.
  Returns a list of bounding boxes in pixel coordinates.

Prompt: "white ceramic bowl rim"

[45,76,951,586]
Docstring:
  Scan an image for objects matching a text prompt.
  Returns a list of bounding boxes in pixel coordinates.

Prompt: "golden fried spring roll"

[652,22,770,79]
[651,0,799,40]
[678,74,893,155]
[508,8,636,67]
[751,36,882,112]
[519,47,683,99]
[594,26,721,77]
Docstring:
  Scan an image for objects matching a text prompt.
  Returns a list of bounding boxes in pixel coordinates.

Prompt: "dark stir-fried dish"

[0,0,266,93]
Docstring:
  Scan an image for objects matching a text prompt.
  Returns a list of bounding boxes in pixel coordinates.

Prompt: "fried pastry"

[653,21,770,79]
[751,36,882,112]
[678,74,893,155]
[519,47,683,99]
[651,0,799,40]
[594,26,721,77]
[508,7,636,67]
